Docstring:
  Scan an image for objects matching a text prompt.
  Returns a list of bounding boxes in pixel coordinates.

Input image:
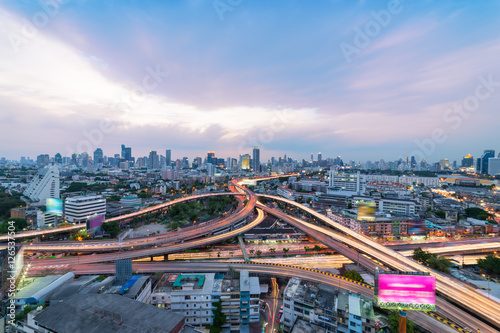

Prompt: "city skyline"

[1,1,500,162]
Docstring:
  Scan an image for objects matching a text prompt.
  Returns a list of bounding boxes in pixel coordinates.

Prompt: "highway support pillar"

[399,310,406,333]
[163,255,168,261]
[150,256,154,262]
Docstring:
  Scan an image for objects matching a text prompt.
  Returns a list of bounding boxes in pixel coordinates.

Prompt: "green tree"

[412,248,433,265]
[101,221,121,238]
[343,270,365,283]
[256,250,262,258]
[283,248,289,254]
[269,248,276,254]
[427,256,452,274]
[0,218,27,234]
[478,254,500,274]
[210,299,226,333]
[434,210,446,219]
[313,245,322,252]
[388,310,415,333]
[465,207,492,220]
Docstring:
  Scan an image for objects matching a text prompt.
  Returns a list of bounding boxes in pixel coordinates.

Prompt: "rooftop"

[34,294,185,333]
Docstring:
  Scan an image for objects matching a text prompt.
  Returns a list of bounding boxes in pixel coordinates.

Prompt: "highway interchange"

[8,176,500,333]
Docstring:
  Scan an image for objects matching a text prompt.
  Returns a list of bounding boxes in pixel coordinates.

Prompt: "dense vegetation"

[0,218,27,234]
[477,254,500,275]
[343,270,365,283]
[101,221,121,238]
[166,196,236,223]
[412,248,453,273]
[0,192,24,218]
[465,207,493,221]
[63,182,110,193]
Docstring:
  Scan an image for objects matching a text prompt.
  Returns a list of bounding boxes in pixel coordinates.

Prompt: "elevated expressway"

[1,192,244,242]
[259,195,500,332]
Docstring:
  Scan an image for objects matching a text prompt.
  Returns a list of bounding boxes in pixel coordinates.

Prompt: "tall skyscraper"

[252,146,260,172]
[207,151,216,164]
[318,152,322,162]
[93,148,104,164]
[480,150,495,175]
[54,153,62,164]
[121,144,132,161]
[462,154,474,167]
[241,154,251,170]
[410,156,417,168]
[165,149,172,166]
[148,151,159,169]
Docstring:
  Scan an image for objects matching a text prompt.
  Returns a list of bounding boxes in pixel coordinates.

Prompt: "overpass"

[259,195,500,332]
[28,261,464,333]
[1,192,244,242]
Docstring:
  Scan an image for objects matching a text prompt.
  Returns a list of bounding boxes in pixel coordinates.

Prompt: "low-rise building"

[64,195,106,223]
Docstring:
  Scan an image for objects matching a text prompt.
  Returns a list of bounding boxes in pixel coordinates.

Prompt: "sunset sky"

[1,0,499,162]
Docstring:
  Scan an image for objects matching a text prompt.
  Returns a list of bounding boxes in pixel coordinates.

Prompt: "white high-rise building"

[327,170,366,196]
[64,195,106,223]
[488,157,500,176]
[24,164,60,202]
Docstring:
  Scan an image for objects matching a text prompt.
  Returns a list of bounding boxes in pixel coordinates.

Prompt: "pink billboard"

[87,214,105,230]
[377,274,436,311]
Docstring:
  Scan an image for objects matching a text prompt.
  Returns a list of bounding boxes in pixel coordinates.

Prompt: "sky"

[1,0,500,163]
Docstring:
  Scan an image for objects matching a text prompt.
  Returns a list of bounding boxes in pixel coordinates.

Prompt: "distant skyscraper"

[241,154,251,170]
[165,149,172,166]
[36,154,49,167]
[439,159,450,171]
[410,156,417,168]
[488,156,500,176]
[54,153,62,164]
[252,146,260,172]
[207,151,216,164]
[462,154,474,168]
[148,151,159,169]
[121,144,132,161]
[480,150,495,175]
[93,148,104,164]
[311,153,313,161]
[318,152,322,162]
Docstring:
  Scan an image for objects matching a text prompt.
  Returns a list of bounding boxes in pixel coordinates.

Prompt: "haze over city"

[1,1,500,161]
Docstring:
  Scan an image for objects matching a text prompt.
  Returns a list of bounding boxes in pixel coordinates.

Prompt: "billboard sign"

[357,202,376,221]
[87,214,105,231]
[46,198,63,216]
[375,273,436,311]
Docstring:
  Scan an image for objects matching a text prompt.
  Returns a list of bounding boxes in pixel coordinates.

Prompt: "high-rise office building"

[241,154,251,170]
[317,152,322,162]
[480,150,495,175]
[439,159,450,171]
[207,151,216,164]
[36,154,50,167]
[121,144,132,161]
[165,149,171,166]
[410,156,417,168]
[148,151,159,169]
[252,146,260,172]
[54,153,62,164]
[488,155,500,176]
[462,154,474,168]
[93,148,104,164]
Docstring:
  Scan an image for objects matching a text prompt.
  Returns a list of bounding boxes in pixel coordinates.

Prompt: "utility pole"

[399,310,407,333]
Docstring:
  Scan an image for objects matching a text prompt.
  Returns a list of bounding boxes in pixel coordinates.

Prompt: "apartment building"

[282,278,375,333]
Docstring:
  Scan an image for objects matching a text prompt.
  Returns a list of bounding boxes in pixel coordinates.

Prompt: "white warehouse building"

[64,195,106,223]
